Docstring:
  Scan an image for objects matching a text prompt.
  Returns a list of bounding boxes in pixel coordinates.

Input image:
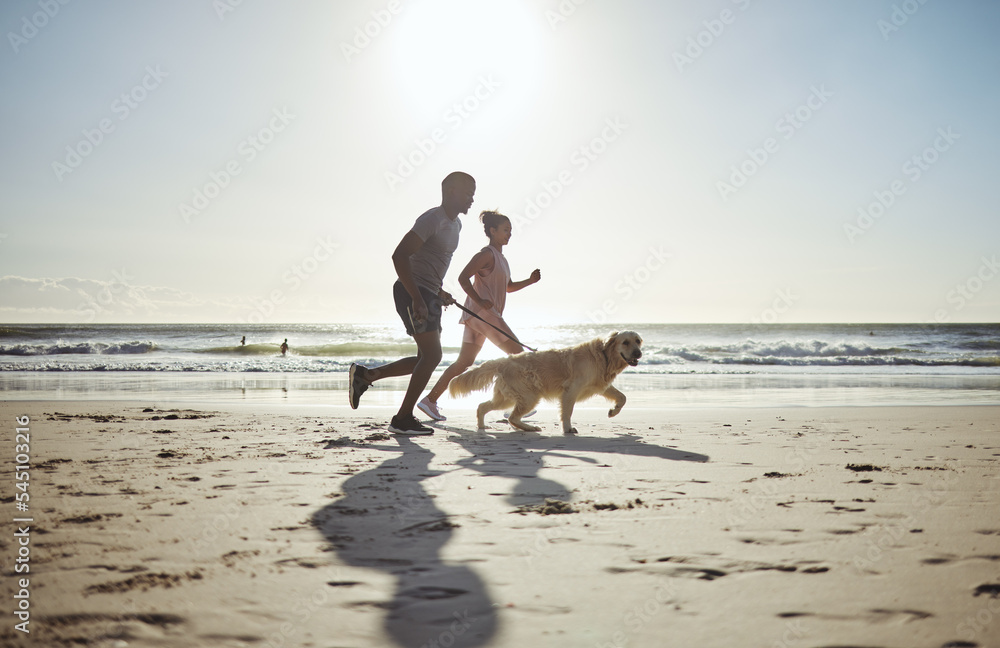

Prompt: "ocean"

[2,323,999,407]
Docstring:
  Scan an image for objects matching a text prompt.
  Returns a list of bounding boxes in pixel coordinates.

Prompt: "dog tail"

[449,359,502,397]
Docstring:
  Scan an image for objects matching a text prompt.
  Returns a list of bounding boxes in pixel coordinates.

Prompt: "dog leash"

[450,302,538,353]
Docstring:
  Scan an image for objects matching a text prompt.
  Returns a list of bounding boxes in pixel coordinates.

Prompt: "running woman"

[417,210,540,421]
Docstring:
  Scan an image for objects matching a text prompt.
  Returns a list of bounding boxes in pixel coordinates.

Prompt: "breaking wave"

[0,341,156,356]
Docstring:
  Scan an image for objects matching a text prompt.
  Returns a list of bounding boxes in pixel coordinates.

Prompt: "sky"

[1,0,999,326]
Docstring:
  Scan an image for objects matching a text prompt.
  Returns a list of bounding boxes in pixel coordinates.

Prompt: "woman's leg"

[485,316,526,355]
[426,340,482,403]
[496,337,525,355]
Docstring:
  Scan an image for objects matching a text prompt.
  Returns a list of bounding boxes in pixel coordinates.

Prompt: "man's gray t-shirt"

[408,206,461,294]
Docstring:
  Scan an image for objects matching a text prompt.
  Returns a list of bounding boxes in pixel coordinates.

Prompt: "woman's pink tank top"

[460,246,510,322]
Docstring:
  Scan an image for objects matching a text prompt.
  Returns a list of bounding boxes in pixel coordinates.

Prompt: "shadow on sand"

[441,425,709,507]
[311,437,495,647]
[311,427,708,647]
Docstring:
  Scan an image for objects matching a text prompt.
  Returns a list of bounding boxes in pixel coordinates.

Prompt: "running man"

[348,171,476,435]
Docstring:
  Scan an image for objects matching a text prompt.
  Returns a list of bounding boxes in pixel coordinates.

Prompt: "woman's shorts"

[462,311,518,349]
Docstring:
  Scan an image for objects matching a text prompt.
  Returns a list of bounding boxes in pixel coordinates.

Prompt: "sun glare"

[389,0,545,122]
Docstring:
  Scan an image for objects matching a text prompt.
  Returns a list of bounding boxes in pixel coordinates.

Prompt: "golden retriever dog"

[448,331,642,434]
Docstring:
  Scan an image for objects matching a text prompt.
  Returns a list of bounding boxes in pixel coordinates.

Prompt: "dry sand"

[1,400,998,648]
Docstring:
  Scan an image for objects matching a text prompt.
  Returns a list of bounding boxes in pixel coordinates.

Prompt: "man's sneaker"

[348,363,370,410]
[417,396,447,421]
[388,414,434,435]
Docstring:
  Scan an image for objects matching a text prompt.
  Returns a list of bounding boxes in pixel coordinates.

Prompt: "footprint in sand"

[777,608,933,623]
[400,585,469,600]
[26,613,187,643]
[61,513,123,524]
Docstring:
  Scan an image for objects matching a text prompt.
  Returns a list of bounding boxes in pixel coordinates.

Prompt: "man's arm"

[392,231,428,319]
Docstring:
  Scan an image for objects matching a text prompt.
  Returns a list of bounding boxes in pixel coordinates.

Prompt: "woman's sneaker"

[388,414,434,435]
[417,396,447,421]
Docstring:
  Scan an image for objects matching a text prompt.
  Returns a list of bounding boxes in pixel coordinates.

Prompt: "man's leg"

[362,356,418,383]
[352,281,442,412]
[397,329,442,418]
[348,355,415,410]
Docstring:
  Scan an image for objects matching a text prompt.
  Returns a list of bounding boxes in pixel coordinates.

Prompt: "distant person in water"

[241,336,246,346]
[280,339,288,355]
[417,209,540,422]
[348,171,477,435]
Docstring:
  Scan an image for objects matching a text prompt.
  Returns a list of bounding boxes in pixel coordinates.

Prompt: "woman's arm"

[458,249,496,310]
[508,269,541,293]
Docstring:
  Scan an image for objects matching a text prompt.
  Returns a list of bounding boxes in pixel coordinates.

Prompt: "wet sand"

[2,401,998,648]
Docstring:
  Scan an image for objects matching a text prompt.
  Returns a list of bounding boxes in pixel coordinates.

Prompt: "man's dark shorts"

[393,280,443,336]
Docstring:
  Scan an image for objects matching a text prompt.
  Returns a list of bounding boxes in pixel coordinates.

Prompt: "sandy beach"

[2,399,998,648]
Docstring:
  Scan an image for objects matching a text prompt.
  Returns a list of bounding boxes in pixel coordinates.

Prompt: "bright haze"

[1,1,998,325]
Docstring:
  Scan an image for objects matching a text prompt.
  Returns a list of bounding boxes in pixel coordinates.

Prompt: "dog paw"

[608,407,622,418]
[564,427,579,435]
